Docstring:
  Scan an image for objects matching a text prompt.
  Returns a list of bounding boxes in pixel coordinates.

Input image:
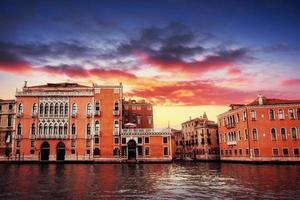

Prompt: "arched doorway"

[41,142,50,161]
[127,140,137,160]
[56,142,65,161]
[94,148,100,156]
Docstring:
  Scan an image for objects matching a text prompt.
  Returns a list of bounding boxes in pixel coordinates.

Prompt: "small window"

[283,148,289,156]
[234,149,237,155]
[145,147,150,156]
[138,146,143,156]
[242,111,247,121]
[113,148,119,156]
[269,109,275,120]
[164,147,169,156]
[281,128,287,140]
[273,148,279,156]
[289,109,295,119]
[71,140,75,147]
[114,137,119,144]
[87,103,92,115]
[71,149,76,154]
[254,148,259,157]
[163,137,168,144]
[122,138,126,144]
[138,137,142,144]
[294,148,299,156]
[145,137,149,144]
[147,116,152,124]
[297,108,300,120]
[271,128,276,140]
[291,128,297,139]
[229,150,232,155]
[87,149,90,154]
[94,137,99,144]
[250,110,256,120]
[278,109,284,119]
[30,140,35,148]
[244,129,248,140]
[239,149,242,155]
[252,128,258,140]
[30,149,35,154]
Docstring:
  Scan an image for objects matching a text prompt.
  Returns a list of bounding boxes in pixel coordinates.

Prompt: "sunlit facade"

[218,95,300,162]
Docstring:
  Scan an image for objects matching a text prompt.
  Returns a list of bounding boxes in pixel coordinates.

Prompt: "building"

[123,99,153,128]
[218,95,300,162]
[171,129,184,159]
[181,113,219,161]
[0,99,15,158]
[12,82,171,162]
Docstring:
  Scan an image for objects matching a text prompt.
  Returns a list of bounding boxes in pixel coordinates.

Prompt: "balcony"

[95,110,101,116]
[113,110,120,116]
[114,128,119,135]
[36,134,68,139]
[30,134,36,139]
[31,112,38,118]
[71,112,77,118]
[225,123,235,129]
[16,112,23,118]
[86,113,93,118]
[227,140,237,145]
[121,128,171,136]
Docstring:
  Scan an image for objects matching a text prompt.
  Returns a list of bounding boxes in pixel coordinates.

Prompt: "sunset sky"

[1,0,300,128]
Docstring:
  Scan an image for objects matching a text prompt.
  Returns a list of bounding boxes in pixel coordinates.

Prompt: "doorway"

[41,142,50,161]
[127,140,137,160]
[56,142,65,161]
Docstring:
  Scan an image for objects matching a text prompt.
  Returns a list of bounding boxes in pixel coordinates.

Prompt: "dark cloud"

[262,43,300,53]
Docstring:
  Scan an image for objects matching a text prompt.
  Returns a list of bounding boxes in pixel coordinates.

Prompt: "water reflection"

[0,163,299,199]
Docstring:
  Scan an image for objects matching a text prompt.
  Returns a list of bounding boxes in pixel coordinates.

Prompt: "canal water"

[0,162,299,199]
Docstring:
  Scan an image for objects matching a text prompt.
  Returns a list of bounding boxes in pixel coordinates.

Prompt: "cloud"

[281,79,300,86]
[227,67,242,75]
[262,43,300,53]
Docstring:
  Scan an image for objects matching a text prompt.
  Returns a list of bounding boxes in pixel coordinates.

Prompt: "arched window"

[291,128,297,139]
[64,103,68,116]
[114,101,119,111]
[59,124,63,135]
[50,103,54,116]
[87,123,91,135]
[18,103,24,114]
[64,123,68,135]
[278,109,284,119]
[44,123,48,135]
[39,123,43,135]
[252,128,258,140]
[95,121,100,135]
[54,123,58,135]
[54,103,59,116]
[45,103,49,116]
[114,120,119,128]
[269,109,275,120]
[17,123,22,135]
[32,103,37,114]
[72,123,76,135]
[72,103,77,114]
[59,103,64,116]
[95,102,100,112]
[289,109,295,119]
[87,103,92,115]
[39,103,44,115]
[49,123,53,135]
[113,148,119,156]
[31,123,36,135]
[271,128,276,140]
[281,128,286,140]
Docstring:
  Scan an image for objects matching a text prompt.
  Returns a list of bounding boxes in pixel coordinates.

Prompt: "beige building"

[0,99,15,158]
[181,113,219,160]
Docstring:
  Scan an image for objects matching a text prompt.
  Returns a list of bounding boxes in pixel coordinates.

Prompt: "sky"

[0,0,300,128]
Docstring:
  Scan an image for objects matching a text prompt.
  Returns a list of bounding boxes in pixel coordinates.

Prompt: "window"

[294,148,299,156]
[145,137,149,144]
[239,149,242,155]
[163,137,168,144]
[114,88,119,94]
[64,103,68,116]
[114,101,119,111]
[147,116,152,124]
[242,111,247,121]
[237,114,240,123]
[254,148,259,157]
[31,140,35,148]
[114,137,119,144]
[238,131,241,141]
[138,146,143,156]
[54,123,58,135]
[246,149,250,156]
[145,147,150,156]
[30,149,35,154]
[71,149,76,154]
[8,104,13,112]
[87,124,91,135]
[278,109,284,120]
[297,108,300,120]
[95,121,100,135]
[49,123,53,135]
[138,137,142,144]
[273,148,279,156]
[229,150,232,155]
[54,103,59,116]
[121,147,127,156]
[87,149,90,154]
[49,103,54,116]
[72,103,77,115]
[87,103,92,115]
[17,123,22,135]
[18,103,24,114]
[137,116,142,124]
[64,123,68,135]
[147,106,152,110]
[250,110,256,120]
[283,148,289,156]
[113,148,119,156]
[281,128,287,140]
[94,137,99,144]
[122,138,126,144]
[269,109,275,120]
[45,103,49,115]
[40,103,44,115]
[271,128,276,140]
[164,147,169,156]
[234,149,237,155]
[59,103,64,115]
[289,109,295,119]
[252,128,258,140]
[71,140,75,147]
[95,102,100,112]
[31,123,36,135]
[291,128,297,139]
[32,103,38,114]
[94,148,100,156]
[72,123,76,135]
[59,124,63,135]
[8,115,12,127]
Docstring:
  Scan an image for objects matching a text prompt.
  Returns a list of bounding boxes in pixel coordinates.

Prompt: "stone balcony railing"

[121,128,171,136]
[226,140,237,145]
[36,134,68,139]
[16,90,94,97]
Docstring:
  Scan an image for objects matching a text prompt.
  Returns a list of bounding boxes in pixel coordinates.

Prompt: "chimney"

[24,81,27,88]
[258,94,263,105]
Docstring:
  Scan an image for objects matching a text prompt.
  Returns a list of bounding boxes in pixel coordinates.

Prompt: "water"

[0,163,299,199]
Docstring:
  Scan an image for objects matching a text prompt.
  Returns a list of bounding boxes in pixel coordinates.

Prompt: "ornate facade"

[12,82,172,162]
[218,95,300,162]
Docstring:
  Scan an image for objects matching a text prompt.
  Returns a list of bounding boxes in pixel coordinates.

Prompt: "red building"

[123,99,153,128]
[12,82,171,162]
[218,95,300,162]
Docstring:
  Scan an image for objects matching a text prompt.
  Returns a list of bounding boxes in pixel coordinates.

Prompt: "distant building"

[0,99,15,158]
[123,99,153,128]
[12,82,171,162]
[218,95,300,162]
[181,113,219,161]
